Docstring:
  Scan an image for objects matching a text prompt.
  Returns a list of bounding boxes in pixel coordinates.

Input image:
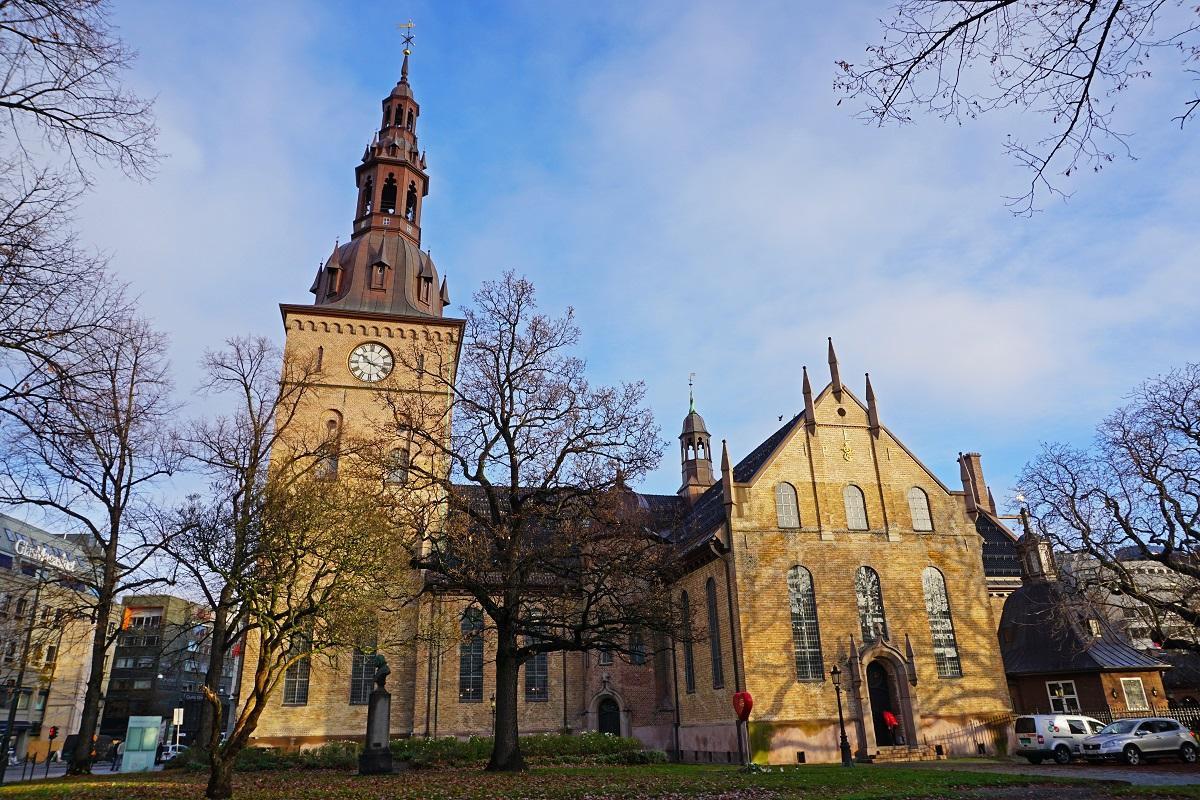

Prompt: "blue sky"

[79,1,1200,502]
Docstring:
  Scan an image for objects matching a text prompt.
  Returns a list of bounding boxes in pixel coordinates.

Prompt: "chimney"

[959,452,989,515]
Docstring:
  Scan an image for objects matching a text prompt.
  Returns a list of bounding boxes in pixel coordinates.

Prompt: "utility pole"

[0,573,43,781]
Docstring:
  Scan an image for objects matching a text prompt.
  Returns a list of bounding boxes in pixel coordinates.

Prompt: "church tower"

[248,49,463,748]
[679,389,715,503]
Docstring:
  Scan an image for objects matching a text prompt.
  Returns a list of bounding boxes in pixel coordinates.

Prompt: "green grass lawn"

[2,763,1194,800]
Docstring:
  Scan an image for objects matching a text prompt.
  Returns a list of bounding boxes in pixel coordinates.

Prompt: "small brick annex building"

[241,56,1019,764]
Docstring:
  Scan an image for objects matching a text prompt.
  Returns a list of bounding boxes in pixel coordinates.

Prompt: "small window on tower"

[359,176,374,217]
[370,263,387,290]
[405,182,418,221]
[326,266,342,296]
[383,105,391,129]
[381,174,398,214]
[393,104,403,127]
[406,109,414,130]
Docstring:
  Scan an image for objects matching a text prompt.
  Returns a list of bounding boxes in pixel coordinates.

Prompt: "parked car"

[1014,714,1108,764]
[1083,717,1199,765]
[160,744,188,762]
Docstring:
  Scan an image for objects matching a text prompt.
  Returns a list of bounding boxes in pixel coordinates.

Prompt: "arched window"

[705,577,724,689]
[406,109,415,130]
[382,105,391,129]
[630,628,646,665]
[316,418,340,480]
[405,182,418,221]
[315,346,324,372]
[844,485,869,530]
[524,609,548,702]
[775,482,800,529]
[787,566,824,681]
[855,566,887,642]
[922,567,962,677]
[393,104,403,127]
[282,634,311,705]
[680,591,695,694]
[380,174,398,214]
[908,487,933,531]
[359,176,374,217]
[458,607,483,703]
[385,448,410,486]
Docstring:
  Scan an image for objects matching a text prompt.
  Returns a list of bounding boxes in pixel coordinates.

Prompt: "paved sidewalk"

[0,760,163,784]
[891,756,1200,787]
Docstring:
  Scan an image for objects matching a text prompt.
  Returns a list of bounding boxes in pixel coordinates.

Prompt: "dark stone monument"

[358,654,394,775]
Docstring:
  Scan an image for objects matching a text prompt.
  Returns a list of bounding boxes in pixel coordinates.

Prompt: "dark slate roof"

[999,581,1168,676]
[976,510,1023,578]
[732,414,802,483]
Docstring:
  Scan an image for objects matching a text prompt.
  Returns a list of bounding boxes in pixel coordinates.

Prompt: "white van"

[1014,714,1107,764]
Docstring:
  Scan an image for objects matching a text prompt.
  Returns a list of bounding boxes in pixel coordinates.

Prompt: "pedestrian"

[112,739,123,771]
[882,710,900,746]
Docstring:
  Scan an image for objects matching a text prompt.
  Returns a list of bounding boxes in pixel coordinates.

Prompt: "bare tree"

[169,337,404,800]
[836,1,1200,213]
[1019,363,1200,654]
[0,315,179,772]
[0,0,158,180]
[373,272,678,772]
[0,0,156,404]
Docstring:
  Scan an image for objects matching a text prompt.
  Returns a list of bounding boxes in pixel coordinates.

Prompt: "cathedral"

[241,55,1018,764]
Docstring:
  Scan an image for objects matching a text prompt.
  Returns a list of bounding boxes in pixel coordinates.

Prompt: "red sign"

[732,691,753,721]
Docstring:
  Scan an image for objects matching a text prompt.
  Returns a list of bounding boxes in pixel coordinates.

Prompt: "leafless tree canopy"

[0,315,179,771]
[837,1,1200,212]
[169,337,404,800]
[0,0,158,179]
[1019,363,1200,653]
[374,273,675,772]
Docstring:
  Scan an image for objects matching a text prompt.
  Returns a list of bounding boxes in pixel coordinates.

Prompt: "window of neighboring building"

[524,646,548,702]
[787,565,824,682]
[132,679,151,690]
[680,591,695,694]
[0,555,11,571]
[907,487,933,531]
[630,629,646,666]
[16,691,28,710]
[44,645,57,666]
[706,577,725,689]
[136,656,155,669]
[282,637,311,706]
[143,635,160,647]
[459,607,484,703]
[844,485,869,530]
[775,482,800,529]
[921,567,963,678]
[114,657,134,669]
[350,650,373,705]
[1046,680,1080,713]
[854,566,888,642]
[34,691,46,711]
[1122,677,1150,711]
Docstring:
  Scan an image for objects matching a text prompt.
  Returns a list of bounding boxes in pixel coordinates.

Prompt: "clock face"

[348,342,394,383]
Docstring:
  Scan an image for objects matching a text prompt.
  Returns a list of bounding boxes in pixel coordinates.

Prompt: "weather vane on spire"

[688,372,696,413]
[397,19,415,54]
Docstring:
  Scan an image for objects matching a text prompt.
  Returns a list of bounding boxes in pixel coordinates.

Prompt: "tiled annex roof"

[976,510,1023,579]
[999,580,1168,676]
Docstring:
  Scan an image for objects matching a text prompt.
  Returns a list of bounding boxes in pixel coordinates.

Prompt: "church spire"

[865,372,880,434]
[679,378,715,503]
[802,365,816,429]
[827,337,842,399]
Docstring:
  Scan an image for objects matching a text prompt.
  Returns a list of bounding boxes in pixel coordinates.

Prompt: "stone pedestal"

[358,687,393,775]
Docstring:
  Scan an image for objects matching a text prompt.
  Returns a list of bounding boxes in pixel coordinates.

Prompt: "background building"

[100,594,236,747]
[0,513,105,760]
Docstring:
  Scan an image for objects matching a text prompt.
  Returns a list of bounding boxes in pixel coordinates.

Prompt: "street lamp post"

[831,665,854,768]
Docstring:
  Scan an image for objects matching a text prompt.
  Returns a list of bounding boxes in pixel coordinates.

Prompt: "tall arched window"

[405,182,418,221]
[855,566,888,642]
[406,109,415,130]
[922,567,963,677]
[908,487,933,531]
[705,577,725,689]
[380,174,398,214]
[680,591,695,694]
[385,448,410,486]
[358,176,374,217]
[775,482,800,529]
[316,418,340,480]
[787,566,824,681]
[458,607,483,703]
[844,485,869,530]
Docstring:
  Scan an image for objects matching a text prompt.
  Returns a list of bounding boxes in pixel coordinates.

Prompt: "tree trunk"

[485,632,524,772]
[206,754,235,800]
[196,602,231,754]
[68,565,117,774]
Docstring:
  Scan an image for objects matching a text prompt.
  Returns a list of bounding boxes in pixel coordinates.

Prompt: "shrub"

[390,732,646,768]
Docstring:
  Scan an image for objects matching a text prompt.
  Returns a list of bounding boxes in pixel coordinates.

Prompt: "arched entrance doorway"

[598,697,621,736]
[866,661,899,745]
